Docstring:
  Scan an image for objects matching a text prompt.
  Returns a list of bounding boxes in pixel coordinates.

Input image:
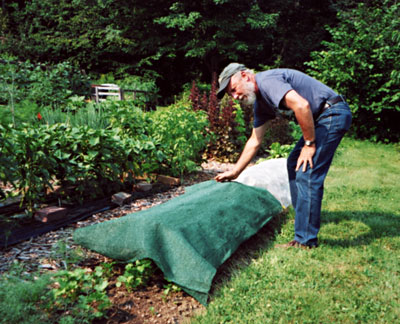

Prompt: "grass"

[191,137,400,323]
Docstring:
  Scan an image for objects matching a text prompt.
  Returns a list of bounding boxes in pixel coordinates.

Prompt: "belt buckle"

[324,102,330,109]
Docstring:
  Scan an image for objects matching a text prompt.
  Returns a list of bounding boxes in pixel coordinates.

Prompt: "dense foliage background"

[306,0,400,142]
[0,0,399,142]
[0,0,362,96]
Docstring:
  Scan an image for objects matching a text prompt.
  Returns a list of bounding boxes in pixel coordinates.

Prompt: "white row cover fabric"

[234,158,292,208]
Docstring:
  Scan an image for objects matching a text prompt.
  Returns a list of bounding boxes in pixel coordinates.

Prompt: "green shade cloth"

[73,180,282,305]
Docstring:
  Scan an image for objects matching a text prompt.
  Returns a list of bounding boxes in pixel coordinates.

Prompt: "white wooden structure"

[90,83,157,109]
[91,83,123,103]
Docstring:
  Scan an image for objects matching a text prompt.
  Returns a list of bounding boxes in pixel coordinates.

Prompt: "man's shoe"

[276,240,317,250]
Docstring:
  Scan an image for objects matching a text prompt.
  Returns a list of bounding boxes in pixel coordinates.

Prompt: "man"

[214,63,352,249]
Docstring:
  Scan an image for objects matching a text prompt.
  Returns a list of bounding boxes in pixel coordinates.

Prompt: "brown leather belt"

[323,95,346,109]
[316,95,346,120]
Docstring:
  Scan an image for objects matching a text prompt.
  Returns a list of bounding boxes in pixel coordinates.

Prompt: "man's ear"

[240,70,249,80]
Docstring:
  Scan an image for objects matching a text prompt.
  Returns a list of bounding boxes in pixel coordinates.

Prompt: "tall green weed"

[0,273,51,324]
[40,98,109,130]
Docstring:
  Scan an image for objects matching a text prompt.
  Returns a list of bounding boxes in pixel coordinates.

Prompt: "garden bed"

[0,181,177,248]
[0,160,246,323]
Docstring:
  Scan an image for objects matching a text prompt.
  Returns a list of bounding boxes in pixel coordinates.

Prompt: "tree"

[1,0,353,101]
[306,0,400,142]
[154,0,278,75]
[257,0,337,69]
[3,0,138,70]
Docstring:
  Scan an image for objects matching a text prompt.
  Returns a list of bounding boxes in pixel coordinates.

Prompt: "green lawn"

[191,138,400,323]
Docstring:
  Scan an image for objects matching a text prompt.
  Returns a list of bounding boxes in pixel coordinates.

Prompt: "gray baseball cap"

[217,63,246,99]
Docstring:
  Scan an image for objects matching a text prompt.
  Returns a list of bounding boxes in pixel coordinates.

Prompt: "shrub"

[0,57,90,109]
[306,0,400,142]
[148,104,210,177]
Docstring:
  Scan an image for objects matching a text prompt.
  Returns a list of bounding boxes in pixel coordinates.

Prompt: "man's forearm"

[283,90,315,142]
[295,107,315,142]
[232,138,260,176]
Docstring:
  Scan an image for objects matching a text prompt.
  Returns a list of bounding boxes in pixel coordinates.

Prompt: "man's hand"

[296,145,316,172]
[214,170,238,182]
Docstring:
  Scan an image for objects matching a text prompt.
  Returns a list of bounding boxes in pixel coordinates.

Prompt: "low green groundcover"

[74,180,282,305]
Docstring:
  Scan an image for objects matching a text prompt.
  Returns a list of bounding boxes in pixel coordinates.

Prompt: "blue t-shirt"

[253,69,337,127]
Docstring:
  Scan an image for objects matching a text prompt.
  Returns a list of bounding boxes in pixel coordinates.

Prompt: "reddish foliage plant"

[207,73,219,129]
[189,81,200,111]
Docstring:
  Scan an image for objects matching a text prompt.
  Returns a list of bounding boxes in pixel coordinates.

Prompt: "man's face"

[227,72,257,106]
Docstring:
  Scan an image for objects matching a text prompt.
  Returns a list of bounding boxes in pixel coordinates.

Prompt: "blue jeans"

[287,102,352,246]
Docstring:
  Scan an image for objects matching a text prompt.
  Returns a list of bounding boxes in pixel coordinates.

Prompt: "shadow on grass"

[209,209,290,295]
[320,210,400,248]
[208,209,400,298]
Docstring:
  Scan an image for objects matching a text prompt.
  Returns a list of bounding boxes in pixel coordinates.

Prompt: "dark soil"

[72,254,205,324]
[97,272,203,324]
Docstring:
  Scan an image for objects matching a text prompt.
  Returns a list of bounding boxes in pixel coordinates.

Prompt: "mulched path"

[2,160,267,324]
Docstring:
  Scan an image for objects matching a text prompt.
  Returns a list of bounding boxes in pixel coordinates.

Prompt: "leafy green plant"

[116,259,155,292]
[149,104,210,177]
[99,261,117,278]
[163,279,182,296]
[7,124,59,214]
[288,120,302,141]
[256,142,294,164]
[49,266,111,323]
[0,117,163,209]
[267,142,294,159]
[50,240,86,270]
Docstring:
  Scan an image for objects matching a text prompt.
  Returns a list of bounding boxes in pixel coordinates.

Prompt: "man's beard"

[239,81,257,106]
